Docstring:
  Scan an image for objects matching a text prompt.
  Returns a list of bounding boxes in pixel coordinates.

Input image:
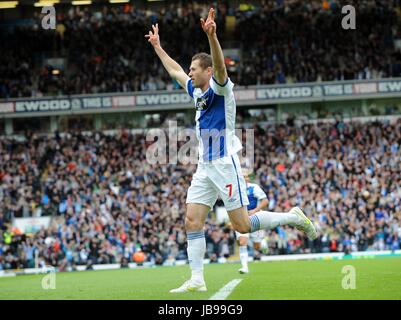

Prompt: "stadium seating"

[0,0,400,99]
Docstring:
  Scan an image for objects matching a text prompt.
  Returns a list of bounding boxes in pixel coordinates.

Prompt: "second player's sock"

[249,210,301,233]
[239,245,248,269]
[186,230,206,283]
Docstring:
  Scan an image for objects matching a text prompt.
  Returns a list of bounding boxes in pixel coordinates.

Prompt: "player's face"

[189,59,212,88]
[243,174,250,183]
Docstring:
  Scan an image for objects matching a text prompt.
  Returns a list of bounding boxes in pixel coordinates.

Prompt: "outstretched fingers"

[208,8,215,21]
[152,24,159,36]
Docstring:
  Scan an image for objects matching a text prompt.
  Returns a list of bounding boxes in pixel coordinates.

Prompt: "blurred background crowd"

[1,117,400,270]
[1,0,401,99]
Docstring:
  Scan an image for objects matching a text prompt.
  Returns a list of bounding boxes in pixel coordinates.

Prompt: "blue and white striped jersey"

[186,76,242,163]
[247,183,267,211]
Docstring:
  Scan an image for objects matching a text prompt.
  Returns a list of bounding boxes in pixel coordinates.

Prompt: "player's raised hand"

[145,23,161,48]
[200,8,216,37]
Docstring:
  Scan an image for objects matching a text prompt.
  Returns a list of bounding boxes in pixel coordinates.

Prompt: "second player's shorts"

[235,229,265,243]
[186,153,249,211]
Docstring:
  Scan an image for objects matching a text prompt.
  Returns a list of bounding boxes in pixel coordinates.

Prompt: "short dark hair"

[191,52,212,70]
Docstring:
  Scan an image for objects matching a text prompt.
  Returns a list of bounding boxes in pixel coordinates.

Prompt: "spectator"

[1,1,400,98]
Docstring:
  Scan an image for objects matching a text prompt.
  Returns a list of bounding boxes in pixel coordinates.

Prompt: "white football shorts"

[235,229,265,243]
[186,153,249,211]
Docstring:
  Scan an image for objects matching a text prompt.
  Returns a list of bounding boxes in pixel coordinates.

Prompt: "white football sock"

[239,245,248,269]
[249,210,301,232]
[186,230,206,283]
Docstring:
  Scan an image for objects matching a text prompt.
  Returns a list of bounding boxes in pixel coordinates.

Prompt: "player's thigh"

[228,206,250,234]
[185,203,211,231]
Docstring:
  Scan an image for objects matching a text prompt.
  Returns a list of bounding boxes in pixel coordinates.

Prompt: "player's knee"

[235,224,250,235]
[185,216,203,231]
[254,243,261,251]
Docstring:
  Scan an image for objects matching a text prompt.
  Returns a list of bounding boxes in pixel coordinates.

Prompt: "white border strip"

[0,271,16,278]
[209,279,242,300]
[259,250,401,262]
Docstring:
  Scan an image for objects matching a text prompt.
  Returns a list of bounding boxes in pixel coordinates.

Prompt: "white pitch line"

[209,279,243,300]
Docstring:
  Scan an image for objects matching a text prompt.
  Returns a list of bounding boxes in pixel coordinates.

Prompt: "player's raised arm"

[145,23,189,89]
[200,8,228,85]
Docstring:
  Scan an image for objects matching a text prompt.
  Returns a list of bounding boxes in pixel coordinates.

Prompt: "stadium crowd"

[0,117,400,270]
[0,129,236,270]
[1,0,401,98]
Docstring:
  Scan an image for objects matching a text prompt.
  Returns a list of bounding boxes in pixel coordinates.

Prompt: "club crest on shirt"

[195,97,208,111]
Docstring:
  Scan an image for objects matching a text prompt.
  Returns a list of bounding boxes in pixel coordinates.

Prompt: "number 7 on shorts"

[225,183,233,198]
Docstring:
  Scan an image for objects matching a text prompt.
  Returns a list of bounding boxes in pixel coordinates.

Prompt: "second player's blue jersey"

[247,182,267,211]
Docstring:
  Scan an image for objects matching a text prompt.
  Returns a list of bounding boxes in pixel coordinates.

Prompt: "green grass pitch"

[1,257,400,300]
